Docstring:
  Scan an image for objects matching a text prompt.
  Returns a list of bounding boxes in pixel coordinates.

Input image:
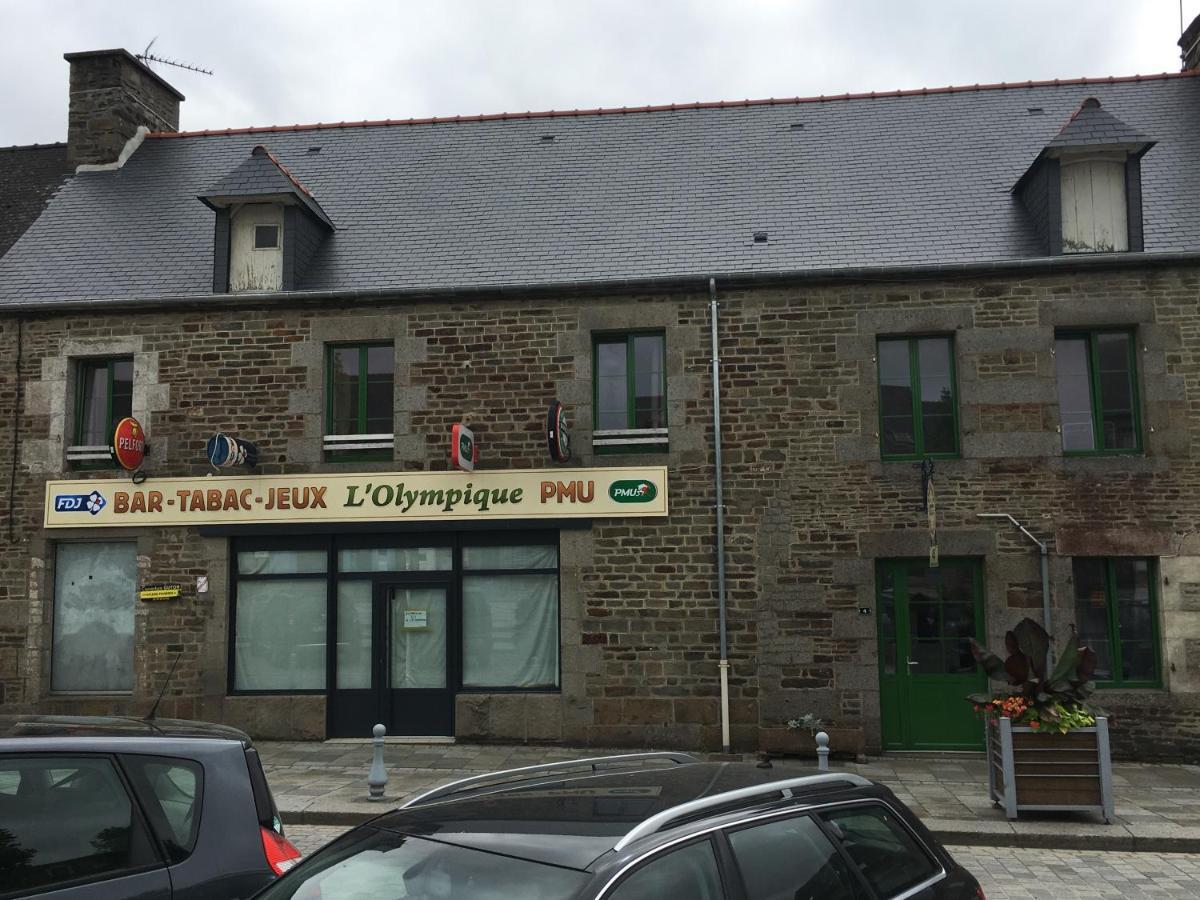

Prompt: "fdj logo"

[608,480,658,503]
[54,491,107,516]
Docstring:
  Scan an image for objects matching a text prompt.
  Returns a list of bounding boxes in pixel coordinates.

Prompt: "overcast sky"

[1,1,1197,145]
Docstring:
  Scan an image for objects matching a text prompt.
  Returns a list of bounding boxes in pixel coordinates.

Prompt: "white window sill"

[323,433,395,453]
[66,445,112,463]
[593,428,669,449]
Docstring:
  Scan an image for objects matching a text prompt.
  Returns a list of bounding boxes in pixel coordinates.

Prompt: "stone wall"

[2,263,1200,757]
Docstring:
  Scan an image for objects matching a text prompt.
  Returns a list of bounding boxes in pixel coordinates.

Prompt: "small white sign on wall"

[402,609,428,630]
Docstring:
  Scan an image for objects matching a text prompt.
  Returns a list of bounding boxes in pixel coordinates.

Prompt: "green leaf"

[967,693,993,705]
[1049,634,1081,684]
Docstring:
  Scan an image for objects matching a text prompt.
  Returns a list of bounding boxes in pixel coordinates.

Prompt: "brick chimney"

[64,49,184,167]
[1180,13,1200,71]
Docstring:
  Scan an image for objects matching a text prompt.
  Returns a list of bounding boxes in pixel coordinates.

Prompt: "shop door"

[877,558,986,751]
[329,580,454,738]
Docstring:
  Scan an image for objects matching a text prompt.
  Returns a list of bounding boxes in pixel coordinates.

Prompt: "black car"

[0,715,302,899]
[254,753,983,900]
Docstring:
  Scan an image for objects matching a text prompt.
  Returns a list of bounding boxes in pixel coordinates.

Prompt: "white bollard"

[815,731,830,771]
[367,723,388,801]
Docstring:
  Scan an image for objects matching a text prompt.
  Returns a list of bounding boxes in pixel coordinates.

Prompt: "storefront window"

[462,544,559,689]
[52,542,136,692]
[234,549,328,691]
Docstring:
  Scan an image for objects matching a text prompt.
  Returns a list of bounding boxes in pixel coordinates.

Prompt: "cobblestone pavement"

[284,826,1200,897]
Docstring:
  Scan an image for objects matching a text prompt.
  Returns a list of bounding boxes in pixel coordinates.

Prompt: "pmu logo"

[54,491,107,515]
[608,480,658,503]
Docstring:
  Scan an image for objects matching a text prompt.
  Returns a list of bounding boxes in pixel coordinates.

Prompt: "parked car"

[0,715,301,899]
[253,752,984,899]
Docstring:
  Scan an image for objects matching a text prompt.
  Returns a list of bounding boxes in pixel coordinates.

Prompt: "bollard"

[367,723,388,801]
[815,731,830,771]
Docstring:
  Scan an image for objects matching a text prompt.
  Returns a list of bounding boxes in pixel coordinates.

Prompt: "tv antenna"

[137,38,213,76]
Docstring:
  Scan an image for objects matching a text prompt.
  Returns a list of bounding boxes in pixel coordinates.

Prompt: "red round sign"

[112,417,146,471]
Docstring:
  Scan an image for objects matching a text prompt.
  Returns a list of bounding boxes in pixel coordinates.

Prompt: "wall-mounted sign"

[43,466,669,529]
[206,433,259,468]
[139,584,182,601]
[402,609,429,630]
[450,423,476,472]
[112,417,147,471]
[546,401,571,463]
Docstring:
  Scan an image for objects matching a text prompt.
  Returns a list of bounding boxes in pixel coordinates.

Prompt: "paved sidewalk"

[259,741,1200,852]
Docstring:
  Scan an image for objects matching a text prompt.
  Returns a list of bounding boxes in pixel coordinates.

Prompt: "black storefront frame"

[228,530,562,735]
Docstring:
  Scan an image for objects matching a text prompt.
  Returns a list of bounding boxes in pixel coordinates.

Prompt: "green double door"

[878,558,986,750]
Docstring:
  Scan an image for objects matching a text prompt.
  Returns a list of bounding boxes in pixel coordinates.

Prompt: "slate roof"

[0,143,72,259]
[1047,98,1153,150]
[199,145,333,228]
[1,72,1198,305]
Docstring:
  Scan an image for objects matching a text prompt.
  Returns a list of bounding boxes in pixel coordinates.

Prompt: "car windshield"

[255,827,588,900]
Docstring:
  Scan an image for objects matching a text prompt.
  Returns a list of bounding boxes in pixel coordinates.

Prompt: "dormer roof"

[198,144,333,228]
[1045,97,1155,154]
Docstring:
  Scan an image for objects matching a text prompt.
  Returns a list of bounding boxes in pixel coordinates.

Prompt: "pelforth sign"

[43,466,668,529]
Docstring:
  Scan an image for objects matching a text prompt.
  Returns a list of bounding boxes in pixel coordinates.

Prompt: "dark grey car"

[0,716,301,899]
[254,753,984,900]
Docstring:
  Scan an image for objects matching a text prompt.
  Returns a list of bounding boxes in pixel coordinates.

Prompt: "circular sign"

[546,401,571,463]
[112,417,147,471]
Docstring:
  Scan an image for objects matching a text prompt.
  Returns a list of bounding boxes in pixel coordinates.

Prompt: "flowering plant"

[967,617,1100,735]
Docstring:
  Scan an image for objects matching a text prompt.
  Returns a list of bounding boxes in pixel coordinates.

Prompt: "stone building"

[3,35,1200,758]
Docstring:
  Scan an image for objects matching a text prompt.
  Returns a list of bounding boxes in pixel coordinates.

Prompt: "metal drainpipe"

[977,513,1054,666]
[709,278,731,753]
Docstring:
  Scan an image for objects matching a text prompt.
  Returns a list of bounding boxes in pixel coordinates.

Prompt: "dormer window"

[198,144,333,294]
[1060,152,1128,253]
[1014,98,1153,257]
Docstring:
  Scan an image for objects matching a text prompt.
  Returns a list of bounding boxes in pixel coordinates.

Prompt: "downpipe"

[977,512,1054,666]
[709,278,731,753]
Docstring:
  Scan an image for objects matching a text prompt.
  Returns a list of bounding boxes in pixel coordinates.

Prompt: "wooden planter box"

[986,716,1114,823]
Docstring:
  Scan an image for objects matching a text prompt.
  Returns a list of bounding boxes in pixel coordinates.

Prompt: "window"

[593,332,667,452]
[52,542,136,692]
[122,756,202,862]
[0,756,159,896]
[822,804,939,897]
[1072,557,1160,687]
[727,814,859,900]
[233,549,328,691]
[462,543,559,689]
[1061,154,1128,253]
[877,336,958,459]
[1055,331,1140,453]
[609,840,725,900]
[325,343,395,460]
[254,224,280,249]
[71,357,133,465]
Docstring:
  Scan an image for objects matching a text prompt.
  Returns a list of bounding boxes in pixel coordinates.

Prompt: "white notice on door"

[403,609,428,630]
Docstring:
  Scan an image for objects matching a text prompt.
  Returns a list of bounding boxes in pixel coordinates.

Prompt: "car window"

[0,755,158,897]
[608,839,724,900]
[122,755,203,860]
[822,805,939,897]
[255,827,588,900]
[727,814,859,900]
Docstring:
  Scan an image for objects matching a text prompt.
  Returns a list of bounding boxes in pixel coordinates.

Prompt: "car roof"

[373,762,884,870]
[0,714,252,745]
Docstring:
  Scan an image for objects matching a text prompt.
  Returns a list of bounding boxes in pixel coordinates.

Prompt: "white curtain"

[390,588,447,689]
[336,581,372,689]
[462,574,558,688]
[234,579,326,690]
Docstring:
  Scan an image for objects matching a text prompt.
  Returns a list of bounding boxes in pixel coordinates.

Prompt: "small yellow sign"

[139,584,182,601]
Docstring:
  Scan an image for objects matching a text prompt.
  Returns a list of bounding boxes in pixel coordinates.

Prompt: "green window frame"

[1054,330,1142,455]
[876,335,960,460]
[592,331,667,453]
[73,357,133,465]
[325,343,394,462]
[1071,557,1161,688]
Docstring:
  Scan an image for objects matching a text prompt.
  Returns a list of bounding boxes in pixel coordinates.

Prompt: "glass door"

[877,558,986,750]
[327,579,454,738]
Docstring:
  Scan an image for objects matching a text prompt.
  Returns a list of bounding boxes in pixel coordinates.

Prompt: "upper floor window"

[593,332,667,453]
[1061,153,1128,254]
[1054,330,1140,454]
[324,343,394,461]
[70,357,133,465]
[1072,557,1160,688]
[877,336,958,460]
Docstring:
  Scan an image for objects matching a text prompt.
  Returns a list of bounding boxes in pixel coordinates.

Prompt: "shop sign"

[112,417,147,471]
[139,584,182,601]
[546,400,571,463]
[43,466,669,529]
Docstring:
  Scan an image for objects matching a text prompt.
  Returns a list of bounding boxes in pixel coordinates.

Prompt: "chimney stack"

[1180,13,1200,71]
[64,49,184,168]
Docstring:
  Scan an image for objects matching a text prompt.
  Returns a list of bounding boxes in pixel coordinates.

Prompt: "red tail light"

[261,826,303,875]
[976,887,987,900]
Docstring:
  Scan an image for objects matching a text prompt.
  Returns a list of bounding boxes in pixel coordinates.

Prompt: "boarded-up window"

[1061,155,1128,253]
[52,542,136,692]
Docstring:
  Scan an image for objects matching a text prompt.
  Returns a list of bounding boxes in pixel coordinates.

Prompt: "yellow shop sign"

[44,467,668,529]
